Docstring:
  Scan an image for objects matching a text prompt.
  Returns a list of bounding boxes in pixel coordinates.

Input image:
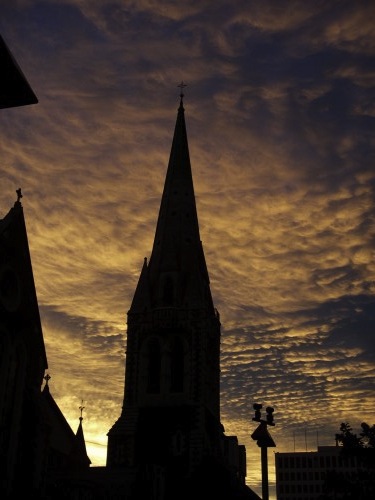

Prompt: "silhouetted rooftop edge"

[0,34,38,109]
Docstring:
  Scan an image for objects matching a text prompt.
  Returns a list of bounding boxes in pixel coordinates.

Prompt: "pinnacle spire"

[72,400,92,468]
[129,93,214,313]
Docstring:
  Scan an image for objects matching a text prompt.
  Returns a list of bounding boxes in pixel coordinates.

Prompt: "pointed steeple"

[70,400,91,469]
[107,92,256,500]
[130,87,214,313]
[0,188,48,368]
[41,378,91,473]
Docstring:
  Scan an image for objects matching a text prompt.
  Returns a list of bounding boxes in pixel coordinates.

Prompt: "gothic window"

[147,338,161,393]
[170,337,184,392]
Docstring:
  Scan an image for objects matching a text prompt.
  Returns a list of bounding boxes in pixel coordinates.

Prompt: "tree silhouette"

[335,422,364,448]
[360,422,375,448]
[319,422,375,500]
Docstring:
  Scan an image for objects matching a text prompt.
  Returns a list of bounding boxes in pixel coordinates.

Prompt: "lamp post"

[251,403,276,500]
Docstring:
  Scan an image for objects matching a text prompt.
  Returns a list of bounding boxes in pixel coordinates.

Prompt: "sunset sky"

[1,1,374,498]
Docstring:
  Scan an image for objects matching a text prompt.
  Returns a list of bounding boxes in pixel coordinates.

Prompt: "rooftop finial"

[16,187,22,203]
[177,81,187,106]
[79,399,85,422]
[44,373,51,386]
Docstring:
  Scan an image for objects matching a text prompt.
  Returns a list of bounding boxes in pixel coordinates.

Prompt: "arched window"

[147,338,161,393]
[170,337,184,392]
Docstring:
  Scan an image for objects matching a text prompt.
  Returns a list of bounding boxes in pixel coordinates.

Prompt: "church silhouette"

[1,74,261,498]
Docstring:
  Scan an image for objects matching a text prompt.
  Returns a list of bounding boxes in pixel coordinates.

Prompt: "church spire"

[106,93,256,499]
[70,399,91,468]
[130,87,214,313]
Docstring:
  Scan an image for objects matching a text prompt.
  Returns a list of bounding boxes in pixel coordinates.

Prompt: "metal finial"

[177,81,187,104]
[44,373,51,386]
[79,399,85,420]
[16,188,23,202]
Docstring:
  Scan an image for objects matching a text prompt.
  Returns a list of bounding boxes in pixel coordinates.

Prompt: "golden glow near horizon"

[1,2,374,498]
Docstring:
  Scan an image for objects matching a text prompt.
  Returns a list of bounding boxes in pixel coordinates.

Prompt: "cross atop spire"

[44,373,51,386]
[177,81,187,106]
[79,400,85,421]
[16,187,22,203]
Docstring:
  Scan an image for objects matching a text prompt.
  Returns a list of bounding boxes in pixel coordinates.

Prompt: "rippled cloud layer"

[1,1,374,498]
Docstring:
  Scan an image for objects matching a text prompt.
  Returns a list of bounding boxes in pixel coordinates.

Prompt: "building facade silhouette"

[0,193,92,499]
[275,445,373,500]
[1,37,90,499]
[104,92,257,499]
[1,91,260,499]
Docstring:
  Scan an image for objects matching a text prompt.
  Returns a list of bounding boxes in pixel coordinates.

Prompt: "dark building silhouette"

[275,445,374,500]
[104,91,258,499]
[0,194,91,499]
[0,37,90,498]
[0,88,260,498]
[0,191,47,497]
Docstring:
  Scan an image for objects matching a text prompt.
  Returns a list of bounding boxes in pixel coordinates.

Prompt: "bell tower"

[107,89,253,499]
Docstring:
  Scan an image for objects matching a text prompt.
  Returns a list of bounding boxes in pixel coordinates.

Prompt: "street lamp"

[251,403,276,500]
